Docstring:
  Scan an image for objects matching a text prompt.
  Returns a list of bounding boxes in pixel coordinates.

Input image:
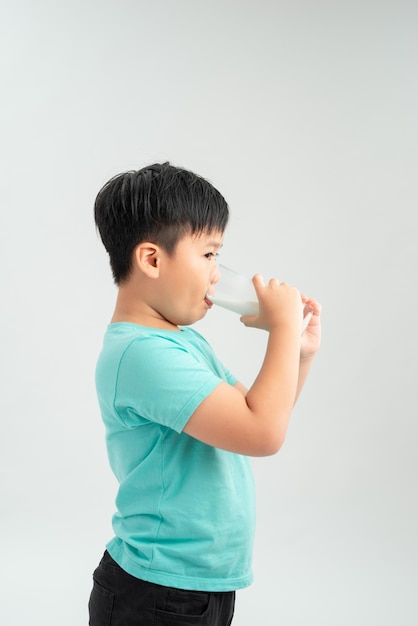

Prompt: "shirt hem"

[106,540,253,592]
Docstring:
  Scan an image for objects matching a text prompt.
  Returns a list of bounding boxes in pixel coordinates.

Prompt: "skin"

[111,229,322,457]
[111,230,223,329]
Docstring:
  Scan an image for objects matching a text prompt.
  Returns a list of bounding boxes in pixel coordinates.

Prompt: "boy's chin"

[175,311,208,327]
[162,303,210,328]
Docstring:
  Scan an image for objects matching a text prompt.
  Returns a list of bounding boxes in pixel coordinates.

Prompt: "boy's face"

[155,229,223,328]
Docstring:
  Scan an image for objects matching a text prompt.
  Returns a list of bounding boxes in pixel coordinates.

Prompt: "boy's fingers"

[240,314,257,326]
[304,299,321,316]
[252,274,265,295]
[252,273,265,287]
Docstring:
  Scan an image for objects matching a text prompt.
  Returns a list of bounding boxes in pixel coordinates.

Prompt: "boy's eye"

[204,252,219,260]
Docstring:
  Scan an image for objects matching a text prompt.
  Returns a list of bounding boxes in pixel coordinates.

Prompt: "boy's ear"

[134,242,161,278]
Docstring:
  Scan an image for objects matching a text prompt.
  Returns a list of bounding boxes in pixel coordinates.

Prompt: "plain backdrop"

[1,1,417,624]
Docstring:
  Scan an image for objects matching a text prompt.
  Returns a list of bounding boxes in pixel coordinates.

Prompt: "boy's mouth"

[204,296,213,308]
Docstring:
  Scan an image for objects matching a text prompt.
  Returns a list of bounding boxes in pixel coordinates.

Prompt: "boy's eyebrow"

[206,240,223,249]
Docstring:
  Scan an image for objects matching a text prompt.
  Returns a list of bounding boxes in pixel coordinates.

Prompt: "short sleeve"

[113,335,225,432]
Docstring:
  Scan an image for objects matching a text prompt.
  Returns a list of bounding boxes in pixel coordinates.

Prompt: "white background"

[1,1,417,624]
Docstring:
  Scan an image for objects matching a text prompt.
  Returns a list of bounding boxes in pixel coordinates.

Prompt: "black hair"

[94,162,229,284]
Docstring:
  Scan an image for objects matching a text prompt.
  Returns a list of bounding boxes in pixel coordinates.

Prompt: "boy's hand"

[240,275,321,358]
[300,296,321,358]
[240,274,304,333]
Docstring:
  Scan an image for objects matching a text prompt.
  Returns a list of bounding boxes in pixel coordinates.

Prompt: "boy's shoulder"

[101,322,210,356]
[97,323,221,390]
[104,322,204,341]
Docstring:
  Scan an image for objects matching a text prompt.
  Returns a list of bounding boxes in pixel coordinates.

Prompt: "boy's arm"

[294,296,322,404]
[184,276,321,457]
[233,381,248,396]
[293,355,315,405]
[232,299,320,420]
[236,355,317,407]
[235,296,321,405]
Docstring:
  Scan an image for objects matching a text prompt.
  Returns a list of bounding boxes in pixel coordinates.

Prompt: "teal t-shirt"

[95,323,256,591]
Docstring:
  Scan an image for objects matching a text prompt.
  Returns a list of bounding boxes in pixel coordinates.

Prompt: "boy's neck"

[111,284,180,331]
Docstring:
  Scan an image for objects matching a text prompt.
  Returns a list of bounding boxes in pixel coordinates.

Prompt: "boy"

[88,162,321,625]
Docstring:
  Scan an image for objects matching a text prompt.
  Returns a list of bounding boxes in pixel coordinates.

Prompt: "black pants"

[88,551,236,625]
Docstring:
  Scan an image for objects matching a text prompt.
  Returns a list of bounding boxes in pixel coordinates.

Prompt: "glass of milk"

[207,264,258,316]
[207,264,312,332]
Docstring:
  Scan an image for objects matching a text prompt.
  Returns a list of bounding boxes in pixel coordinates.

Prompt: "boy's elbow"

[253,431,285,457]
[245,406,291,456]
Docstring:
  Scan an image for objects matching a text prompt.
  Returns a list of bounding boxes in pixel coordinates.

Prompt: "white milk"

[208,296,258,316]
